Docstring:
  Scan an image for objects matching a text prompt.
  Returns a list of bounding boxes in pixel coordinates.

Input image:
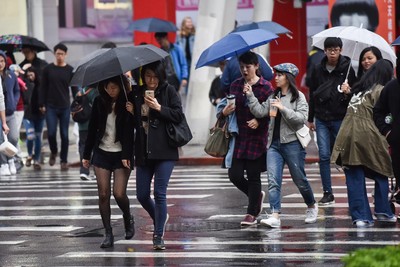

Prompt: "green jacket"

[331,84,393,177]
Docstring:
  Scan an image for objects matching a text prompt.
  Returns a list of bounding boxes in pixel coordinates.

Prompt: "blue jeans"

[267,139,316,212]
[136,160,175,236]
[23,118,45,162]
[315,118,342,193]
[45,106,70,163]
[344,166,394,224]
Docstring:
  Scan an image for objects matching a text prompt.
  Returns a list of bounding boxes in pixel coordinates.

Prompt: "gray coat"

[247,90,308,148]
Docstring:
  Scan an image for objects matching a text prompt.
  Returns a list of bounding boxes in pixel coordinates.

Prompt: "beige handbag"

[0,131,18,157]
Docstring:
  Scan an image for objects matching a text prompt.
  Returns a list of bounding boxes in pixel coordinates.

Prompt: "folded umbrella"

[232,21,292,38]
[70,45,169,88]
[196,29,279,69]
[127,18,178,32]
[0,34,50,52]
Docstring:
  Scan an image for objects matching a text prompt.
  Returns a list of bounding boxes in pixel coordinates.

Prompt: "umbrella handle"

[120,75,129,101]
[337,79,348,93]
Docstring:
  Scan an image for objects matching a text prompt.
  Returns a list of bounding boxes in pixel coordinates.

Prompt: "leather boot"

[123,214,135,240]
[100,228,114,248]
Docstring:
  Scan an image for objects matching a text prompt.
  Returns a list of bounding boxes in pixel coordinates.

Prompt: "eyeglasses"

[326,48,341,54]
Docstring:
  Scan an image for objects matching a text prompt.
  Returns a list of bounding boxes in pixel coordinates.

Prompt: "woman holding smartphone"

[82,75,135,248]
[126,60,184,250]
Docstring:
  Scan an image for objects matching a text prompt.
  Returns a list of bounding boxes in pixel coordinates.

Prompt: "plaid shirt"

[229,76,274,160]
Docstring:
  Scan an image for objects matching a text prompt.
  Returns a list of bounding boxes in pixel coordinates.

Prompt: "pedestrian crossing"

[0,164,399,266]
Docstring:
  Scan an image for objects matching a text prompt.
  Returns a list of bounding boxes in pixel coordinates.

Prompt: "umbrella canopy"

[392,35,400,46]
[312,26,396,66]
[73,48,110,72]
[196,29,279,69]
[232,21,292,37]
[127,18,178,32]
[70,45,169,87]
[0,34,50,52]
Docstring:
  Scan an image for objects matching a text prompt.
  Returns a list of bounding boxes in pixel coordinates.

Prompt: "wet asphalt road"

[1,164,399,266]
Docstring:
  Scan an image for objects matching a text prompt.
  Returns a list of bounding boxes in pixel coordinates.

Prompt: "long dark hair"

[141,60,167,87]
[25,66,40,87]
[273,71,299,103]
[357,46,383,78]
[98,75,129,114]
[351,59,393,95]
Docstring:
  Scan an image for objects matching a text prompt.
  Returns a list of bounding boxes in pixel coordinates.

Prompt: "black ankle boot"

[123,214,135,240]
[100,228,114,248]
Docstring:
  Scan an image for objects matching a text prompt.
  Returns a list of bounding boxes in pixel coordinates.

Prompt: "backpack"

[70,88,93,123]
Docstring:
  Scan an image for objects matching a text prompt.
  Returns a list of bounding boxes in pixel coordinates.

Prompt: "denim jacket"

[216,97,238,168]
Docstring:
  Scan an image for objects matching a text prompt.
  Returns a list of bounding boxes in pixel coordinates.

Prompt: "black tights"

[95,166,131,230]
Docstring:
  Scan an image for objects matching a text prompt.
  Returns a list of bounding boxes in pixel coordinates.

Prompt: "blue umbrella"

[196,29,279,69]
[127,18,178,32]
[232,21,292,37]
[392,35,400,46]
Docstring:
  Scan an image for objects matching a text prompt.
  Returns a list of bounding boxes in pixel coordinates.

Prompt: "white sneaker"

[8,159,16,175]
[0,164,11,176]
[305,205,318,224]
[80,173,90,180]
[260,216,281,228]
[375,214,397,223]
[355,220,374,228]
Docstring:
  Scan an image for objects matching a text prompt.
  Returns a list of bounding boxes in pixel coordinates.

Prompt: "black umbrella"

[72,48,110,72]
[0,34,50,52]
[70,45,169,88]
[127,18,178,32]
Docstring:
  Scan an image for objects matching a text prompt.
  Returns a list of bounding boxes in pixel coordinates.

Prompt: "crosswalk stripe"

[0,226,82,232]
[0,241,25,245]
[59,251,347,260]
[115,240,400,246]
[0,194,212,201]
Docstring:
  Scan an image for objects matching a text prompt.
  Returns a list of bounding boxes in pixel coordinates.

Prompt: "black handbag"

[204,117,230,157]
[71,88,93,123]
[166,114,193,147]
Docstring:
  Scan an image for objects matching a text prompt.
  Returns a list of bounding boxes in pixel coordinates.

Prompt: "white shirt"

[99,110,122,152]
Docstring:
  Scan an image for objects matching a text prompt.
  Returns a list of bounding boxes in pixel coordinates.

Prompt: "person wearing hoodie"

[307,37,356,205]
[0,50,20,176]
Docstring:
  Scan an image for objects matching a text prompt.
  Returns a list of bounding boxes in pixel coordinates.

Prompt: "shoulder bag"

[295,124,311,148]
[281,99,312,149]
[71,88,93,123]
[204,117,230,157]
[166,114,193,147]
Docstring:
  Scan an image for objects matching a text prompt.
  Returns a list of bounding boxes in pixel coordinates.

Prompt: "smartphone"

[145,90,154,98]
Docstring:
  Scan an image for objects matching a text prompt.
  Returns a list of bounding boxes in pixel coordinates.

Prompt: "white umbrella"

[312,25,397,68]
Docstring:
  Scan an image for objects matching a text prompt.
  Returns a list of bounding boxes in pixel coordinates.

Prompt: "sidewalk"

[179,138,319,165]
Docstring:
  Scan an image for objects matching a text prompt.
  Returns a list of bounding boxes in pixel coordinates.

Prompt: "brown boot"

[60,162,69,171]
[49,153,57,166]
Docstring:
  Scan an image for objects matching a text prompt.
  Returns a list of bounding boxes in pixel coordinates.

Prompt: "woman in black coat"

[82,75,135,249]
[127,60,184,250]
